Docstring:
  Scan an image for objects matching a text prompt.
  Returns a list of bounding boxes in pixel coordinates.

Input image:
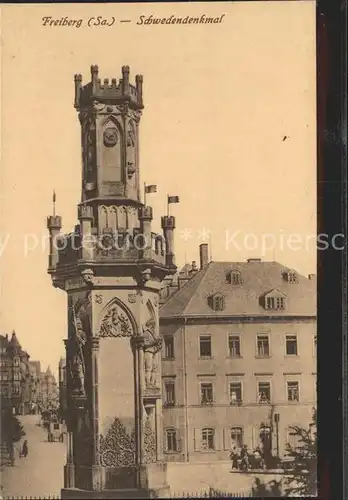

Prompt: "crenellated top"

[74,65,143,110]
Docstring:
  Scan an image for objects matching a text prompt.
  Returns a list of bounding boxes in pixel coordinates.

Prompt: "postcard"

[0,2,318,498]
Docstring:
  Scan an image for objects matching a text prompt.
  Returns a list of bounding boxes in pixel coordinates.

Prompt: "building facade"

[58,357,68,422]
[159,244,316,463]
[38,366,59,412]
[0,331,41,415]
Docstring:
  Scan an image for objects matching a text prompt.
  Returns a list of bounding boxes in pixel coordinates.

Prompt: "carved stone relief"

[129,109,142,123]
[103,127,118,147]
[95,294,103,304]
[99,418,135,467]
[128,293,136,304]
[99,302,133,337]
[143,416,156,464]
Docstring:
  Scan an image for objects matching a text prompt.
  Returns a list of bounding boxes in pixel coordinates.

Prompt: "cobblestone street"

[1,415,66,498]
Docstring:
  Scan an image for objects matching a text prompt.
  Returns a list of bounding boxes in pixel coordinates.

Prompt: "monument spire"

[48,65,177,499]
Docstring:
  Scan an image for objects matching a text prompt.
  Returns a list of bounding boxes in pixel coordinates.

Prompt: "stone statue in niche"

[127,129,135,147]
[68,292,92,396]
[86,122,96,174]
[103,127,118,147]
[99,303,132,337]
[142,317,162,388]
[126,127,136,179]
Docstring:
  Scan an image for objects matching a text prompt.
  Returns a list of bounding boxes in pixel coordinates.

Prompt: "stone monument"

[47,65,177,498]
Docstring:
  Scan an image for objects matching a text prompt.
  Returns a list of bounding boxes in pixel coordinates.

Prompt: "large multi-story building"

[0,331,41,415]
[159,244,316,463]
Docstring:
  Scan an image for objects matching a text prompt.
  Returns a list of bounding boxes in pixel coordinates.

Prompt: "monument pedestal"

[61,463,170,499]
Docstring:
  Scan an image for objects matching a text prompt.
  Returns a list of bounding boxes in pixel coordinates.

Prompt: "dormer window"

[263,290,286,311]
[226,270,242,285]
[283,270,298,284]
[208,293,225,311]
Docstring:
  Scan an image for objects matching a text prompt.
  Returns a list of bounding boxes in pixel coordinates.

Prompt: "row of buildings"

[0,331,59,415]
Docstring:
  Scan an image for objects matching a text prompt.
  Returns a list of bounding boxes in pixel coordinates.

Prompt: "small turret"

[161,216,176,268]
[47,191,62,270]
[10,330,21,348]
[78,204,94,261]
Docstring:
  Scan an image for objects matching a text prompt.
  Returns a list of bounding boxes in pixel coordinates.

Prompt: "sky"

[0,1,316,376]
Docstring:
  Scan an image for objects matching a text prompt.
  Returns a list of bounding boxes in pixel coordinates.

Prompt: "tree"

[0,407,25,444]
[283,408,317,497]
[251,478,282,497]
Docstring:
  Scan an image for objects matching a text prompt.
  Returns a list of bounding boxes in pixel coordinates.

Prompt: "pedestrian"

[240,445,250,471]
[21,440,28,458]
[253,447,262,469]
[229,445,239,470]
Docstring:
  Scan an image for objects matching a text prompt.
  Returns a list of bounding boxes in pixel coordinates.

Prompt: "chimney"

[199,244,209,269]
[308,274,316,281]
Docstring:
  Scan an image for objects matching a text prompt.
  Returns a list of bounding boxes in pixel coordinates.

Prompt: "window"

[283,271,298,284]
[231,427,243,448]
[200,382,214,405]
[165,428,178,452]
[229,382,242,405]
[228,335,241,357]
[164,381,175,407]
[287,381,299,402]
[265,295,285,310]
[54,423,60,430]
[202,428,215,450]
[257,335,270,357]
[227,270,242,285]
[286,335,298,356]
[208,294,225,311]
[199,336,212,358]
[258,382,271,403]
[163,336,174,359]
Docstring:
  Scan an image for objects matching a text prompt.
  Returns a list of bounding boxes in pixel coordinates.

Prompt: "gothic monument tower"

[47,65,177,499]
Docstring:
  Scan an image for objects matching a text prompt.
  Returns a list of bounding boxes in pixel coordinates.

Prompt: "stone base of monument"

[61,463,170,499]
[61,487,170,499]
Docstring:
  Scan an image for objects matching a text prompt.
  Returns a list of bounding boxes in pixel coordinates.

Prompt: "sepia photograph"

[0,1,321,498]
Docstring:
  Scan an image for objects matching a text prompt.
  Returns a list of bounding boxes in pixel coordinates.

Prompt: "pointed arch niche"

[97,296,138,438]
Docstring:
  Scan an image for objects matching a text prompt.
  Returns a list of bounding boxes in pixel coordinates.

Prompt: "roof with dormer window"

[160,261,316,319]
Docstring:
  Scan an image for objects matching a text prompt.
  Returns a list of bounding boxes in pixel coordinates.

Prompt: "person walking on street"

[21,440,28,458]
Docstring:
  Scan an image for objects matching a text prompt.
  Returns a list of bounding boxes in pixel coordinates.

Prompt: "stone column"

[63,339,75,489]
[155,398,164,462]
[90,337,101,490]
[131,335,145,482]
